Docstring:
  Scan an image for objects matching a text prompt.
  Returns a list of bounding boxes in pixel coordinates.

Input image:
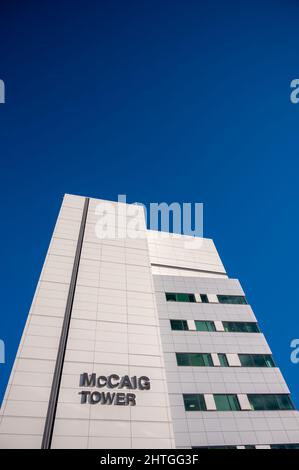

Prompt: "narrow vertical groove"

[41,197,90,449]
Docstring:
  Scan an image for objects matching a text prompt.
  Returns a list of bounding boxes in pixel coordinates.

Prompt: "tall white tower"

[0,194,298,449]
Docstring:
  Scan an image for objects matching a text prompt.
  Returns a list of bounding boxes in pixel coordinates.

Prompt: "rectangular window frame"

[222,321,259,333]
[195,320,216,332]
[170,319,188,331]
[218,353,229,367]
[176,352,213,367]
[214,394,241,411]
[166,293,196,303]
[248,394,294,411]
[183,394,207,411]
[217,295,247,305]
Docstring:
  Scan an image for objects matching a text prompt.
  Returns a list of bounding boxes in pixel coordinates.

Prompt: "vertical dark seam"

[41,197,89,449]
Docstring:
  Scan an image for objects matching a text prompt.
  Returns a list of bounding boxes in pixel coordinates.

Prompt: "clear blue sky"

[0,0,299,406]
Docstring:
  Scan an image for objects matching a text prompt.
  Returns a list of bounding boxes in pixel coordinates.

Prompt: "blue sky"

[0,0,299,405]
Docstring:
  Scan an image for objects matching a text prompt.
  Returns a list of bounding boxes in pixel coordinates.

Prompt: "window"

[177,293,196,302]
[192,446,238,449]
[170,319,188,331]
[176,353,190,366]
[270,444,299,449]
[166,293,196,302]
[239,354,275,368]
[222,322,259,333]
[214,394,241,411]
[176,353,213,367]
[193,445,255,449]
[248,394,294,411]
[183,394,207,411]
[218,353,229,367]
[165,293,176,301]
[195,320,216,332]
[217,295,247,305]
[192,353,213,367]
[165,292,248,304]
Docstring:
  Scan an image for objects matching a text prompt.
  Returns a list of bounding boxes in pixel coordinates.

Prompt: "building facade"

[0,194,298,449]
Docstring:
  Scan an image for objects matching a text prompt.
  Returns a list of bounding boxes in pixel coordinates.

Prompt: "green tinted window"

[223,322,236,332]
[222,322,259,333]
[248,394,264,410]
[239,354,275,368]
[176,353,213,367]
[264,355,275,367]
[218,353,229,367]
[166,293,176,301]
[214,395,229,411]
[183,394,206,411]
[228,395,241,410]
[202,353,213,367]
[177,293,195,302]
[238,354,253,367]
[248,394,294,411]
[166,293,196,302]
[170,320,188,330]
[217,295,247,305]
[195,320,216,332]
[176,353,190,366]
[276,394,294,410]
[214,394,240,411]
[245,323,260,333]
[252,355,266,367]
[190,354,204,366]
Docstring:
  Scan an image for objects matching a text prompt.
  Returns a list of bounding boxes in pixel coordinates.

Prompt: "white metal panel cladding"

[50,196,175,449]
[154,273,299,448]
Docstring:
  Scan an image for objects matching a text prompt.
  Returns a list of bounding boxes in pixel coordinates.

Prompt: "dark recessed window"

[195,320,216,332]
[165,293,176,302]
[217,295,247,305]
[176,353,213,367]
[214,394,241,411]
[222,322,259,333]
[200,294,209,303]
[270,444,299,449]
[183,394,207,411]
[239,354,275,368]
[176,353,190,366]
[170,319,188,331]
[166,293,196,303]
[248,394,294,411]
[218,353,229,367]
[192,446,238,449]
[192,353,213,367]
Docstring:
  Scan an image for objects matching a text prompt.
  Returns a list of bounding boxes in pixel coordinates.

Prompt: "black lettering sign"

[79,373,150,406]
[80,373,96,387]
